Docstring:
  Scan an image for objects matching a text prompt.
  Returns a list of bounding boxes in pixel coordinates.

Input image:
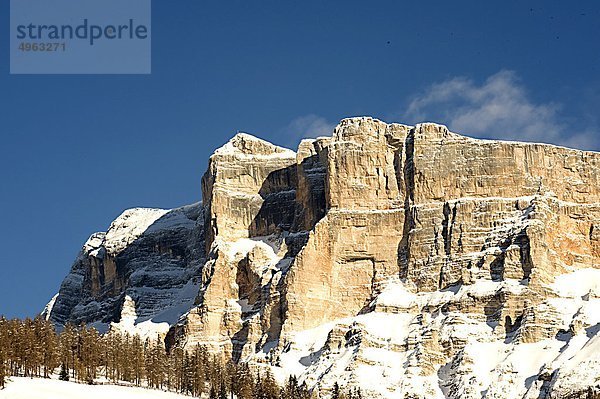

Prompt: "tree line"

[0,316,362,399]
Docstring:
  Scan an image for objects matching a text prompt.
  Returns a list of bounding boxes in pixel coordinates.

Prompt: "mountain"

[46,117,600,398]
[44,203,205,341]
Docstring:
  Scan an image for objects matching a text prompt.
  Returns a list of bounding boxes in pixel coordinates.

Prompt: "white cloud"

[404,70,596,150]
[278,114,335,147]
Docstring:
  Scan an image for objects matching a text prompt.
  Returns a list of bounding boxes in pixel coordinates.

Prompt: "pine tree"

[219,380,228,399]
[0,354,4,388]
[0,317,6,388]
[191,344,206,397]
[332,382,341,399]
[282,375,307,399]
[39,318,59,378]
[255,370,264,399]
[234,362,254,399]
[131,334,144,386]
[59,363,69,381]
[144,335,166,389]
[262,369,280,399]
[60,323,78,380]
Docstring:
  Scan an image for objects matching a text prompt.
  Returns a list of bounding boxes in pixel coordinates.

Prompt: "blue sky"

[1,0,599,318]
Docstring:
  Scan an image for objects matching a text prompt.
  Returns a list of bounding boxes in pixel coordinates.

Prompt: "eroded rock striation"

[48,117,600,398]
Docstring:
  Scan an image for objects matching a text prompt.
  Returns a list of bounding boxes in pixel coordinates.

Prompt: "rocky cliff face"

[48,117,600,398]
[47,204,206,339]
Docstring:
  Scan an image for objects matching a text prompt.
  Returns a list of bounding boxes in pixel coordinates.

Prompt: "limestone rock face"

[48,117,600,399]
[47,204,205,338]
[201,133,298,246]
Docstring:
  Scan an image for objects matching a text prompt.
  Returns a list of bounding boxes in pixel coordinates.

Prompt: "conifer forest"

[0,316,363,399]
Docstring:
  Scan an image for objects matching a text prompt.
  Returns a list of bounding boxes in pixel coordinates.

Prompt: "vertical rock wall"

[49,117,600,398]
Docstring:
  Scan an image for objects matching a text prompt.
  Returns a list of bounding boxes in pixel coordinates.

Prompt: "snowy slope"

[0,378,190,399]
[260,270,600,399]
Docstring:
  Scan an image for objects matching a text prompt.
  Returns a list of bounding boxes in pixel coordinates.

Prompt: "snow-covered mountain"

[47,117,600,398]
[46,203,205,339]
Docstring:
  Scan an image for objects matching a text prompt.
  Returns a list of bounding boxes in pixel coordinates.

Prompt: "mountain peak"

[48,117,600,399]
[214,132,295,157]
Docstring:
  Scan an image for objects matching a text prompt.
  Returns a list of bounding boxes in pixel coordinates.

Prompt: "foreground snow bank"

[0,377,190,399]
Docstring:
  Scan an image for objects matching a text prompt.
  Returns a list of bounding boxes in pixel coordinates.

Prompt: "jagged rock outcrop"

[47,204,205,338]
[48,117,600,398]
